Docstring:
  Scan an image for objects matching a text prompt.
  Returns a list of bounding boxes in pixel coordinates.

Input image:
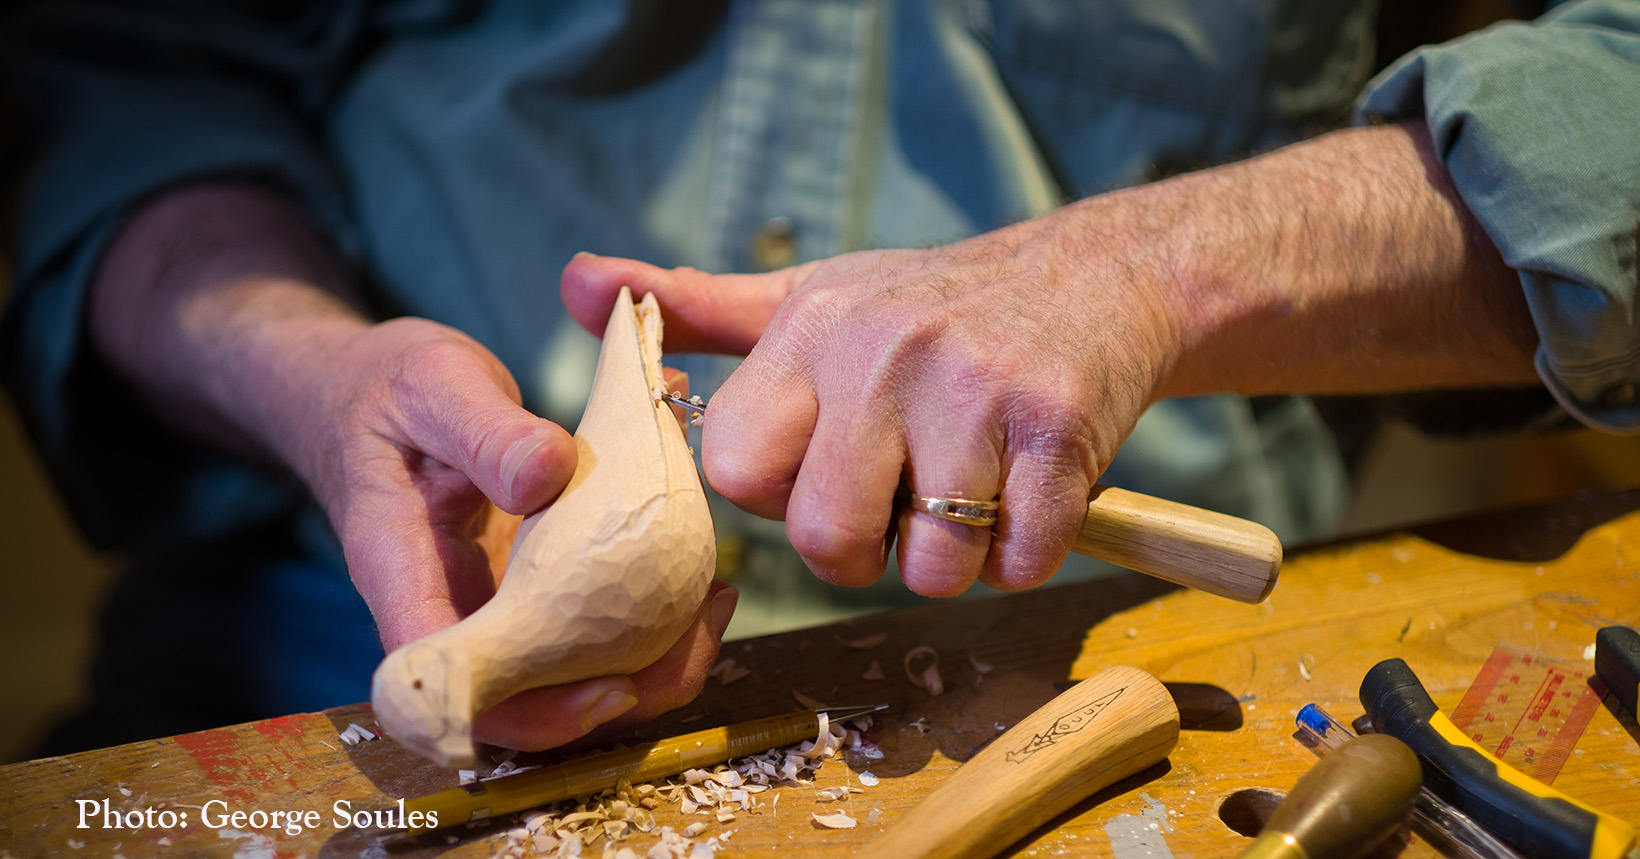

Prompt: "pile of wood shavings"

[482,713,874,858]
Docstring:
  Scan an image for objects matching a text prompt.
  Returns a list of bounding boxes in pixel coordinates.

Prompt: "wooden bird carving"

[372,287,716,766]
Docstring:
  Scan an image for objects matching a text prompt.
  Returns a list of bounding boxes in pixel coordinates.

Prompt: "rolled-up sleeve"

[0,1,366,548]
[1357,0,1640,432]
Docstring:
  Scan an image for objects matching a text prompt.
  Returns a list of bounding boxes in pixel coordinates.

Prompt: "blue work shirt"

[2,0,1635,742]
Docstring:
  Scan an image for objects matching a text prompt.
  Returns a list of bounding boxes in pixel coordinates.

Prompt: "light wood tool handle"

[854,665,1179,859]
[1074,484,1282,603]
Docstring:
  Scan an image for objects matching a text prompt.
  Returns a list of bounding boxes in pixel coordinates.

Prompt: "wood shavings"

[815,786,859,801]
[842,633,888,650]
[861,660,884,681]
[798,713,847,761]
[853,744,884,760]
[909,717,930,734]
[793,691,829,709]
[811,811,857,829]
[903,646,944,696]
[858,771,879,787]
[653,386,707,428]
[707,659,751,685]
[1298,653,1316,682]
[465,709,879,859]
[558,810,607,828]
[968,654,992,674]
[337,723,377,745]
[459,770,478,785]
[811,712,831,758]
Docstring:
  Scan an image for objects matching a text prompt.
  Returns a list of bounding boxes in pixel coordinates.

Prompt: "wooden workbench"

[3,490,1639,857]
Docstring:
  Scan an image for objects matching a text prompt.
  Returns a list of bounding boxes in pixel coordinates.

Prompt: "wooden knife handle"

[854,665,1180,859]
[1074,484,1282,604]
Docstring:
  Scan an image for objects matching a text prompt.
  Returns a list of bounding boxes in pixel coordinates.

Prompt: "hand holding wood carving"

[562,233,1164,600]
[561,123,1538,602]
[371,289,723,765]
[89,183,735,761]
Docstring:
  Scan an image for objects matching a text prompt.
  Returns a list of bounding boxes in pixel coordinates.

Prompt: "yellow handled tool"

[402,704,884,830]
[1362,658,1639,859]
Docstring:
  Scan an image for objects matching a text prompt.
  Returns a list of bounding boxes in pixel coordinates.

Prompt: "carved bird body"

[372,288,716,766]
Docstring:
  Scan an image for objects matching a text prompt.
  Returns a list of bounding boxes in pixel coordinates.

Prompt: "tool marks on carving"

[1005,687,1125,764]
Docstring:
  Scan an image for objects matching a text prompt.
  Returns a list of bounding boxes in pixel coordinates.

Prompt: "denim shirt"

[1360,0,1640,433]
[4,0,1633,573]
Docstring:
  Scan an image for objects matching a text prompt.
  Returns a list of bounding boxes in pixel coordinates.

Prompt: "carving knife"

[661,392,1283,603]
[853,664,1179,859]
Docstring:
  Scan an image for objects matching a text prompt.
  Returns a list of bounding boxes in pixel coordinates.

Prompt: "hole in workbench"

[1217,788,1284,836]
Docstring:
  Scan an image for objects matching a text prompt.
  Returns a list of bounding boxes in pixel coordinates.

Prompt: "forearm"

[1038,121,1540,401]
[89,180,371,482]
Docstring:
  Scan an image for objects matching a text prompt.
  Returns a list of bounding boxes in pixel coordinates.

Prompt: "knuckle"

[786,515,881,572]
[899,555,974,598]
[700,447,783,508]
[1003,392,1103,477]
[985,544,1063,592]
[776,278,851,331]
[987,490,1086,591]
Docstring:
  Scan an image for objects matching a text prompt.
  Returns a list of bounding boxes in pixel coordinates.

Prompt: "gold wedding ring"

[908,494,1000,528]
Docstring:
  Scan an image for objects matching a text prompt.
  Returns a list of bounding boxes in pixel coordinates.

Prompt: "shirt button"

[1601,383,1637,409]
[749,217,796,270]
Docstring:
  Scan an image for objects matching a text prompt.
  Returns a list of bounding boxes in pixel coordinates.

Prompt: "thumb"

[402,370,578,516]
[560,252,804,354]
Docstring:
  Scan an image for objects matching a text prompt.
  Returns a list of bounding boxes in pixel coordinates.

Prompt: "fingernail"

[573,250,597,260]
[501,436,547,503]
[581,689,638,733]
[709,586,739,639]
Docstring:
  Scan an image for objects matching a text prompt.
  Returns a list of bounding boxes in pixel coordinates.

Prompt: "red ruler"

[1448,642,1607,784]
